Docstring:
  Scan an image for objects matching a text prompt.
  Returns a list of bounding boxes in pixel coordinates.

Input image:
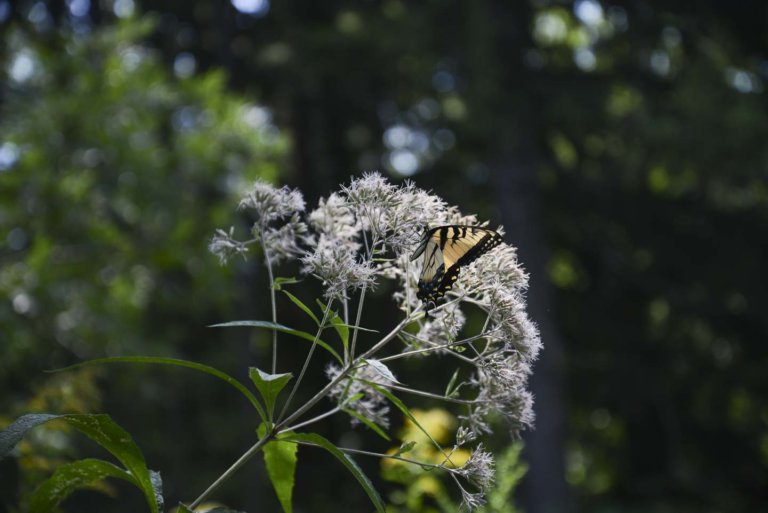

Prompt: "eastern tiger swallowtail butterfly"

[410,225,503,310]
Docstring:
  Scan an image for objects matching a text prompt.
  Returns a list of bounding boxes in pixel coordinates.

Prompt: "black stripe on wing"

[416,227,503,306]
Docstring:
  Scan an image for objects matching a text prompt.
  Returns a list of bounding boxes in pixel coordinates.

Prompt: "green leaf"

[362,359,399,384]
[330,315,349,356]
[341,408,391,441]
[282,290,320,325]
[52,356,267,422]
[444,369,460,398]
[394,441,417,456]
[263,437,298,513]
[330,314,350,352]
[211,321,343,364]
[0,413,58,458]
[29,458,136,513]
[249,368,293,420]
[281,432,385,513]
[314,300,349,354]
[273,276,302,291]
[0,413,160,513]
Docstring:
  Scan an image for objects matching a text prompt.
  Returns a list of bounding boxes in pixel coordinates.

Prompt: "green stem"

[382,382,480,405]
[189,434,271,509]
[278,405,341,433]
[291,441,447,470]
[377,333,488,363]
[274,309,419,432]
[349,282,368,359]
[277,298,334,422]
[264,248,278,374]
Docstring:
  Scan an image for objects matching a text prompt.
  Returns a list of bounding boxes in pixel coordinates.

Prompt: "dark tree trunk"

[493,139,571,513]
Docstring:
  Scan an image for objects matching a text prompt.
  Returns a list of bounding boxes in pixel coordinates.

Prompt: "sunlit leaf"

[263,437,298,513]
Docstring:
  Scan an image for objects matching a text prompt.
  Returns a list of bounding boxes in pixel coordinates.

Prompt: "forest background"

[1,0,766,512]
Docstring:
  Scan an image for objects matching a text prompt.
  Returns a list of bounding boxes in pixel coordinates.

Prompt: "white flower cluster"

[326,363,393,430]
[210,172,541,511]
[453,244,541,438]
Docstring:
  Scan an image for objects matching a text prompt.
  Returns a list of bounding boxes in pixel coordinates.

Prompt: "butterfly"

[410,225,503,310]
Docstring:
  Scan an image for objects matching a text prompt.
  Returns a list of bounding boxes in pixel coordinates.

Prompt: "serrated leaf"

[362,359,399,384]
[0,413,160,513]
[341,409,391,441]
[211,321,342,364]
[249,368,293,420]
[281,432,385,513]
[52,357,267,422]
[263,438,298,513]
[282,290,319,325]
[29,458,135,513]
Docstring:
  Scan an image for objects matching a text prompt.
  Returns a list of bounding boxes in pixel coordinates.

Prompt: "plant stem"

[189,434,271,509]
[292,441,446,470]
[277,298,333,422]
[380,333,489,363]
[278,405,341,433]
[383,382,479,405]
[264,246,278,374]
[349,282,367,359]
[274,310,419,432]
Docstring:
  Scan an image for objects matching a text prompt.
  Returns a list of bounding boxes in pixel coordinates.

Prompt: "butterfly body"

[411,225,503,309]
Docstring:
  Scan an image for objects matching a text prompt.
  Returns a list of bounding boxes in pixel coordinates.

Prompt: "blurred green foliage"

[1,16,285,382]
[1,13,287,511]
[2,0,767,512]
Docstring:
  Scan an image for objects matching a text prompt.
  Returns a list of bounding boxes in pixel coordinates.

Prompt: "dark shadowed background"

[1,0,767,512]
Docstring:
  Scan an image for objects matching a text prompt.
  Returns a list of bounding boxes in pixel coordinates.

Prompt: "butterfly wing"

[414,226,503,305]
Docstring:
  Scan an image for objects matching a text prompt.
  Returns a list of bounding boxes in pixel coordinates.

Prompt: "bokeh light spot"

[9,50,37,83]
[0,1,10,23]
[650,51,670,76]
[67,0,90,18]
[573,47,597,71]
[173,52,197,79]
[574,0,604,28]
[7,228,28,251]
[383,124,411,149]
[113,0,135,18]
[0,142,20,170]
[231,0,269,17]
[432,70,456,92]
[389,149,419,176]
